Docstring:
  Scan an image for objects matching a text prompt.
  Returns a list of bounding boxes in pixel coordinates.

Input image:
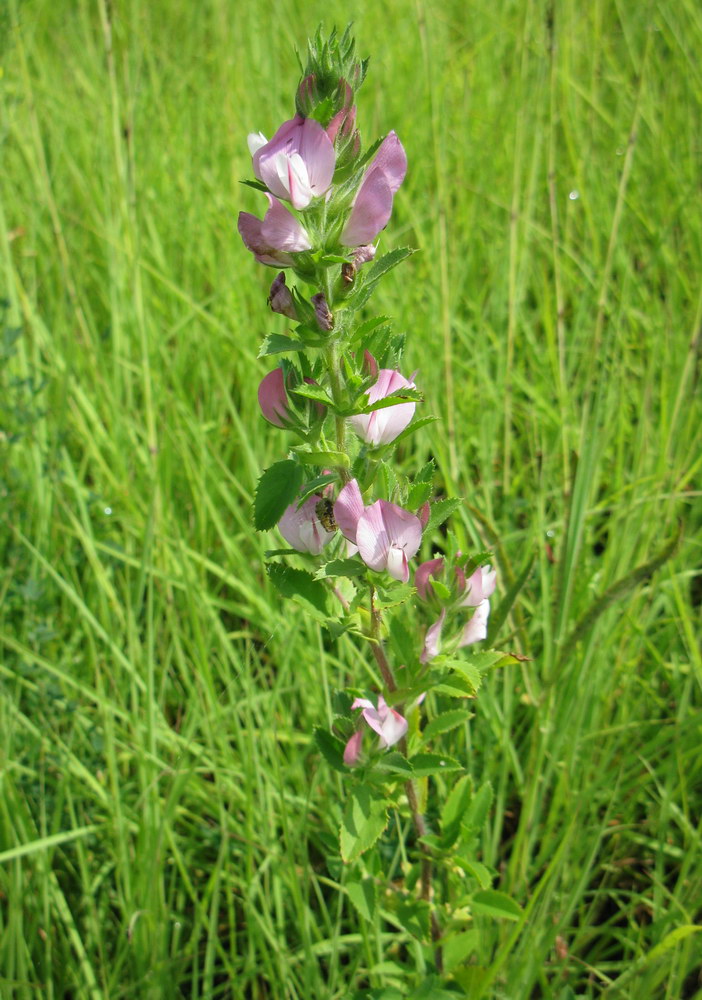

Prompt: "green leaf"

[291,383,334,406]
[395,898,430,940]
[406,480,433,511]
[441,775,473,847]
[340,785,389,862]
[254,461,304,531]
[365,247,415,286]
[443,929,480,972]
[314,728,346,773]
[454,857,493,889]
[258,333,308,356]
[464,781,493,831]
[470,889,523,921]
[346,878,377,922]
[353,386,423,414]
[373,583,415,610]
[296,473,338,505]
[240,178,268,192]
[437,658,483,694]
[390,414,439,446]
[348,314,391,345]
[464,649,520,673]
[388,615,418,668]
[423,709,472,742]
[315,558,364,580]
[295,449,350,469]
[407,753,463,778]
[432,673,480,699]
[426,497,463,535]
[267,564,329,619]
[375,752,414,776]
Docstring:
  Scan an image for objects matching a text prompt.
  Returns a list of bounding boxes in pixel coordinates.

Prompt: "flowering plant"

[239,26,523,989]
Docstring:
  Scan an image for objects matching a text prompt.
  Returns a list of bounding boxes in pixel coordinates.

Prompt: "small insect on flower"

[315,498,338,532]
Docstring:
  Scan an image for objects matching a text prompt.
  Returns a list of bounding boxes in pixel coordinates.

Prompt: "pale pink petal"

[461,566,497,607]
[359,705,385,740]
[298,117,336,194]
[261,195,312,253]
[285,152,314,210]
[378,706,408,748]
[341,170,393,246]
[237,211,292,267]
[348,369,416,446]
[415,557,445,600]
[334,479,365,545]
[379,502,422,560]
[343,730,363,766]
[257,369,289,427]
[371,132,408,194]
[459,599,491,647]
[350,697,375,712]
[355,501,391,572]
[278,496,335,554]
[421,610,446,664]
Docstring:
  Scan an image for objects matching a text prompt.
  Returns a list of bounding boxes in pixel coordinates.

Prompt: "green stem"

[369,585,443,968]
[325,339,350,484]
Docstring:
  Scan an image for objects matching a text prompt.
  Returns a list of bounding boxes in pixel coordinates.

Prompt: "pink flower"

[334,478,365,546]
[415,557,446,601]
[258,369,290,428]
[341,132,407,246]
[278,496,336,554]
[238,195,312,267]
[343,730,363,766]
[252,116,336,210]
[349,369,416,446]
[459,565,497,607]
[421,609,446,664]
[357,500,422,583]
[351,695,408,748]
[459,599,491,647]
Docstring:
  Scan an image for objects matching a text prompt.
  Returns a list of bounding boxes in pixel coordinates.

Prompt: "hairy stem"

[369,585,443,968]
[325,339,351,484]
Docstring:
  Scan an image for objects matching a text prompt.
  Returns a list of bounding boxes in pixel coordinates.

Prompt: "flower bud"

[257,369,291,428]
[311,292,334,331]
[268,272,297,320]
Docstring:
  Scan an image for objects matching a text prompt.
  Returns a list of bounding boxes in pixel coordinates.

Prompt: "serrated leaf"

[352,386,423,415]
[340,785,389,862]
[375,752,414,775]
[258,334,308,357]
[267,564,329,619]
[315,558,364,580]
[407,480,433,510]
[454,857,493,889]
[390,414,439,447]
[254,461,304,531]
[423,709,472,742]
[470,889,522,921]
[464,649,520,673]
[441,658,482,694]
[464,781,493,831]
[240,178,268,192]
[373,583,416,610]
[349,314,391,346]
[314,728,346,773]
[346,878,377,922]
[295,449,350,468]
[296,473,338,505]
[365,247,415,286]
[408,753,463,778]
[291,383,334,406]
[426,497,463,535]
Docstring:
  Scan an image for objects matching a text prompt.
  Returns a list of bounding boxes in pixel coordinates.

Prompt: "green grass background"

[1,0,701,996]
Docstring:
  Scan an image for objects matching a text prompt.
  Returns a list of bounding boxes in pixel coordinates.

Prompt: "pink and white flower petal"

[461,565,497,607]
[356,500,422,581]
[278,497,335,555]
[459,599,491,647]
[260,195,312,253]
[349,369,416,446]
[341,169,393,246]
[421,609,446,664]
[415,557,445,600]
[334,479,365,545]
[257,369,290,428]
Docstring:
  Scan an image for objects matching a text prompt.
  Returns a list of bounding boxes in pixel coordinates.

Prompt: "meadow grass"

[1,0,701,996]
